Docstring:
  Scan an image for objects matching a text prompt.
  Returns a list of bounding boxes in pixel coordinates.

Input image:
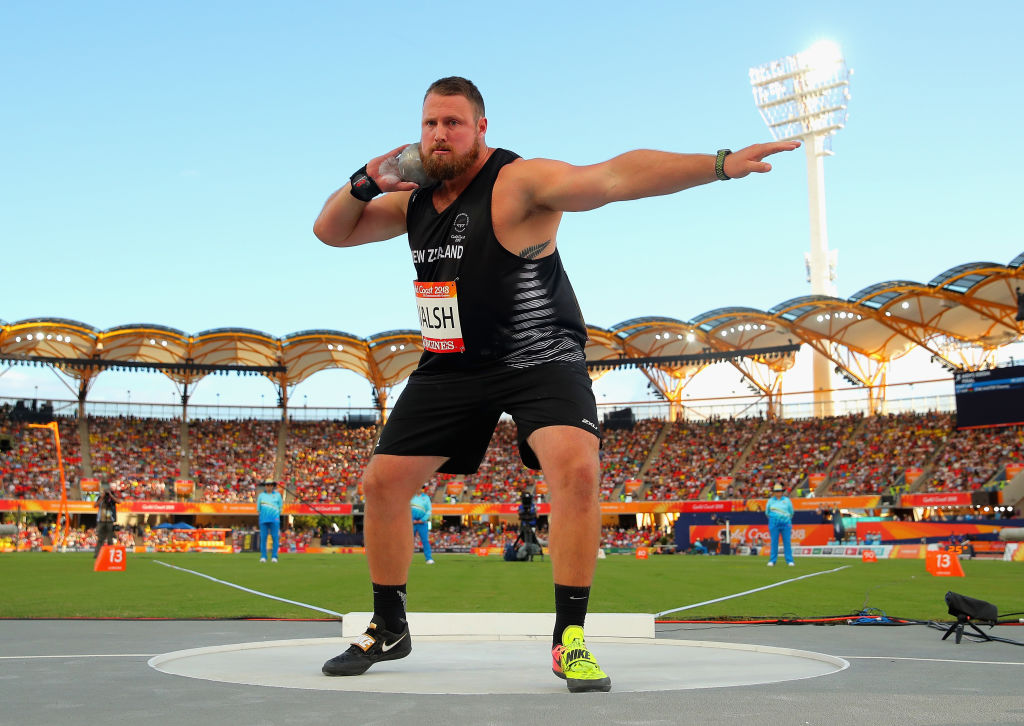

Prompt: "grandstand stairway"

[632,420,673,500]
[906,439,951,493]
[815,415,868,496]
[178,418,191,480]
[77,416,92,480]
[274,419,288,484]
[715,417,769,497]
[730,417,767,477]
[433,475,464,503]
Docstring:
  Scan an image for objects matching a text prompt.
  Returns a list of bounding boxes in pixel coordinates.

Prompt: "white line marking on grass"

[153,560,343,619]
[0,654,154,659]
[655,565,852,618]
[843,656,1024,666]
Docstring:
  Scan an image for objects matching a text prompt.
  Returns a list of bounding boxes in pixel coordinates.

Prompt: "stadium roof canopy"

[1,253,1022,396]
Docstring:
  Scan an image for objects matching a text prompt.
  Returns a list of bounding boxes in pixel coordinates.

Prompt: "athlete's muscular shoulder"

[492,158,563,259]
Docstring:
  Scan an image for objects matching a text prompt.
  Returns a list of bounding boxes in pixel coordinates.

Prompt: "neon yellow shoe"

[553,625,611,693]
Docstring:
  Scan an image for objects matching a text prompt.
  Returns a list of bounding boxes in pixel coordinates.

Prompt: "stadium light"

[750,40,851,416]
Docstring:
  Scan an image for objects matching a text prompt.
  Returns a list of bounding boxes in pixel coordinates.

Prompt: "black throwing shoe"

[322,614,412,676]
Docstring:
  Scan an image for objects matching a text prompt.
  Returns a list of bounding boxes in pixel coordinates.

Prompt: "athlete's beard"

[421,136,481,181]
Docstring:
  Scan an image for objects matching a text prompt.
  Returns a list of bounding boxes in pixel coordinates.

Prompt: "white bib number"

[415,280,465,353]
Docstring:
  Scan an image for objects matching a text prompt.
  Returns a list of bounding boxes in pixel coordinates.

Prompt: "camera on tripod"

[505,492,543,562]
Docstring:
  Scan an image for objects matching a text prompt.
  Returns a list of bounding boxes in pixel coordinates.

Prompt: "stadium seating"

[462,420,542,503]
[732,414,859,498]
[191,419,277,502]
[599,418,663,500]
[3,410,1019,506]
[828,411,953,495]
[286,421,376,504]
[601,525,667,549]
[644,417,761,501]
[924,423,1024,492]
[89,416,178,500]
[0,417,81,500]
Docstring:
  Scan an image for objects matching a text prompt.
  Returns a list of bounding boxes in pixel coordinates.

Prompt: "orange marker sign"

[94,545,127,572]
[635,547,649,560]
[862,549,878,562]
[926,550,964,577]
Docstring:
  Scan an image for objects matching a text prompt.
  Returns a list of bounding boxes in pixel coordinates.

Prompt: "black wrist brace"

[349,165,382,202]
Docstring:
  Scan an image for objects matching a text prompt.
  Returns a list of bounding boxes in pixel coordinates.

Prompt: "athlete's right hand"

[368,145,420,193]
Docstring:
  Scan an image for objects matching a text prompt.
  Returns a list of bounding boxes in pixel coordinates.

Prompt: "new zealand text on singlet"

[405,148,588,372]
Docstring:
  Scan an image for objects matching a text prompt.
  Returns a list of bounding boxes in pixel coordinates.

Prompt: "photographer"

[513,492,543,560]
[93,483,118,559]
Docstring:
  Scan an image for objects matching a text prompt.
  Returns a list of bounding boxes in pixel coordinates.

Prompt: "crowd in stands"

[599,418,662,500]
[643,417,760,501]
[89,416,179,500]
[191,419,277,502]
[227,526,316,553]
[925,423,1024,492]
[462,421,543,503]
[0,520,664,554]
[2,411,1021,507]
[431,521,523,550]
[828,411,954,495]
[285,422,376,504]
[427,473,457,502]
[414,522,671,552]
[0,418,81,499]
[0,524,46,551]
[733,414,860,498]
[0,523,135,552]
[600,525,670,550]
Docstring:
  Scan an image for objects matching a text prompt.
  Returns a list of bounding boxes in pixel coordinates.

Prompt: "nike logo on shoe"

[381,632,409,652]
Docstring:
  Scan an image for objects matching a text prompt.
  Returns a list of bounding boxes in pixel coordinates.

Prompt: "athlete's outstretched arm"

[313,145,417,248]
[517,141,800,213]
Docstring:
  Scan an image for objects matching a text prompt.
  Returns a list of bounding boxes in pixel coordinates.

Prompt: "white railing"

[2,392,955,424]
[0,396,380,423]
[593,393,955,423]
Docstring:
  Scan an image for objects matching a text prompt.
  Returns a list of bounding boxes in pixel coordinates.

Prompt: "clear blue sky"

[2,1,1022,409]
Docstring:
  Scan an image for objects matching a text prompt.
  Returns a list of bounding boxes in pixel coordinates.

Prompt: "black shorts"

[374,362,601,474]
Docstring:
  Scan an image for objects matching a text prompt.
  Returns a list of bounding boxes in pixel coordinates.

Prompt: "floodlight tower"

[750,40,851,417]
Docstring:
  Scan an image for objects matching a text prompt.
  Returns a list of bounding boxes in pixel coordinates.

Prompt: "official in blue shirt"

[410,486,434,564]
[764,483,795,567]
[257,481,284,563]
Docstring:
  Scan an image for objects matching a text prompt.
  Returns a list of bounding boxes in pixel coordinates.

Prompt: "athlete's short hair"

[424,76,485,120]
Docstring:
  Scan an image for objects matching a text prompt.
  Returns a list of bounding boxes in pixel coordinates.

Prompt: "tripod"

[512,521,543,561]
[940,615,993,645]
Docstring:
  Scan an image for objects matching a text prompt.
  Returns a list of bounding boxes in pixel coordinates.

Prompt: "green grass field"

[1,552,1020,622]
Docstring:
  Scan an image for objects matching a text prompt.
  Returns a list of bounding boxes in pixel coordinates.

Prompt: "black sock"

[553,583,590,646]
[371,583,408,633]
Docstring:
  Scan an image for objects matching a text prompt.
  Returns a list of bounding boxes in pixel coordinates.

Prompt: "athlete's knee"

[361,464,421,505]
[548,456,600,497]
[361,469,389,501]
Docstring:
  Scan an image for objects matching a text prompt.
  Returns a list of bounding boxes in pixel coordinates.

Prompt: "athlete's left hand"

[722,140,801,179]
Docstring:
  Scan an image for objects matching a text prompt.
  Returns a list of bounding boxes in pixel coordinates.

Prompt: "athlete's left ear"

[477,115,487,140]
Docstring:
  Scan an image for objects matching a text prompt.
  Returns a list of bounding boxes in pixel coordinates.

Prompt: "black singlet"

[405,148,587,373]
